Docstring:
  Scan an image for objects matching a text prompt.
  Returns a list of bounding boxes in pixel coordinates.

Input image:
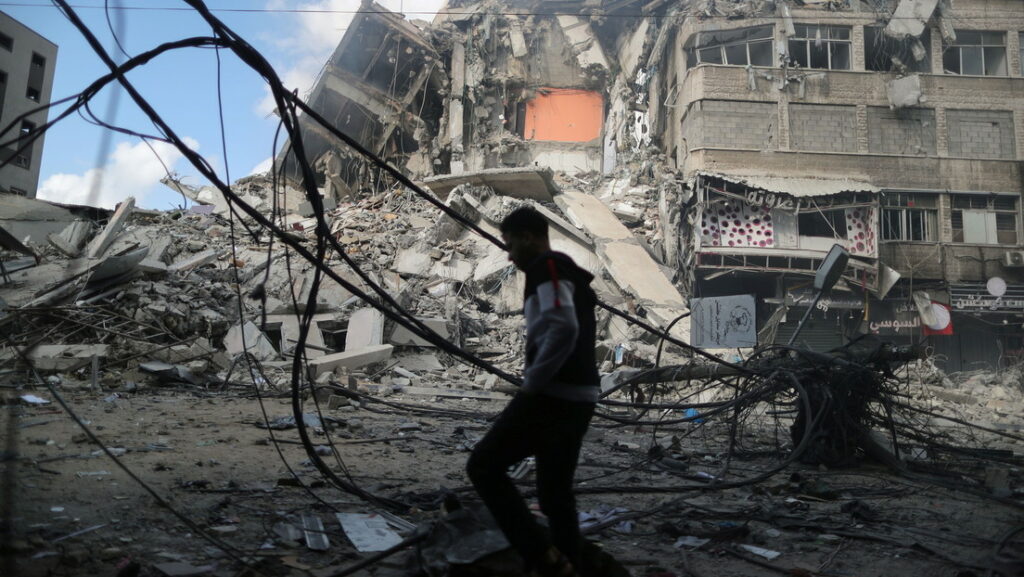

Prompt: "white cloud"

[257,0,447,116]
[250,156,274,176]
[37,137,200,209]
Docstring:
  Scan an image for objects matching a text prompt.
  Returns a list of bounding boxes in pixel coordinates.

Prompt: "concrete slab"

[345,308,385,351]
[421,167,558,202]
[309,344,394,377]
[431,257,474,283]
[389,318,449,347]
[556,15,609,70]
[0,344,111,372]
[885,0,939,39]
[86,197,135,259]
[168,250,219,273]
[394,247,433,277]
[555,190,632,241]
[223,321,278,362]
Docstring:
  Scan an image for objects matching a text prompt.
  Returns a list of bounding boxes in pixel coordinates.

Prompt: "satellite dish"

[987,276,1007,297]
[925,302,951,331]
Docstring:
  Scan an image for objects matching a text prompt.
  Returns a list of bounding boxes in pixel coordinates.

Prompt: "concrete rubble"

[3,0,1024,575]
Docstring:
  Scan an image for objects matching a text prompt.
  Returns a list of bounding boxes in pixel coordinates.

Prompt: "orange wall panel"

[523,88,604,143]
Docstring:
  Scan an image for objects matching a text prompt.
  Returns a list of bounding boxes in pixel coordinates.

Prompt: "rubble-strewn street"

[3,0,1024,575]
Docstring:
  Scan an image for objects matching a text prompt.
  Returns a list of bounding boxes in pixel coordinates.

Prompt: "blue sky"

[3,0,444,209]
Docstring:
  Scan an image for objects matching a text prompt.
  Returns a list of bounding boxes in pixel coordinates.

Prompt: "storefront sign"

[867,300,920,335]
[744,189,798,214]
[786,289,862,312]
[950,283,1024,313]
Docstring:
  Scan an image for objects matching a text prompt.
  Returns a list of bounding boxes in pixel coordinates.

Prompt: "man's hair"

[500,206,549,238]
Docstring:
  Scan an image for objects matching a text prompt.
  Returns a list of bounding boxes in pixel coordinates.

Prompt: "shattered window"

[798,209,847,238]
[881,193,937,241]
[951,194,1018,244]
[943,30,1007,76]
[864,27,931,73]
[689,26,774,68]
[788,25,851,70]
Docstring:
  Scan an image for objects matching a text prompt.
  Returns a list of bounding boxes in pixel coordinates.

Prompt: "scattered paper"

[337,513,405,552]
[739,544,781,560]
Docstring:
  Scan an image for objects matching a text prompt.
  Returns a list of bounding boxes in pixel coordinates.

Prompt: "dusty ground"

[3,376,1023,577]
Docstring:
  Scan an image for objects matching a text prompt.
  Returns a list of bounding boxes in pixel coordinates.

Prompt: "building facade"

[662,0,1024,371]
[283,0,1024,371]
[0,11,56,198]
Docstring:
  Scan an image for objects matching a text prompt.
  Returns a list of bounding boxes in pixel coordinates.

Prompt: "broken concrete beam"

[556,15,610,70]
[309,344,394,378]
[138,259,168,274]
[223,320,278,362]
[47,220,92,258]
[389,318,449,347]
[6,344,111,372]
[345,308,385,351]
[168,249,219,273]
[86,197,135,259]
[885,0,940,39]
[508,18,528,58]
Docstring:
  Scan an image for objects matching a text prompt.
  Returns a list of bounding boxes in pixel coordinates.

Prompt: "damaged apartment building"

[277,0,1024,372]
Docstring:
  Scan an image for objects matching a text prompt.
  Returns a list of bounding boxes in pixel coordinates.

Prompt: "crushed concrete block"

[556,15,609,70]
[887,75,924,109]
[86,197,135,259]
[885,0,940,39]
[309,344,394,378]
[431,257,474,283]
[345,308,385,351]
[394,247,433,277]
[223,321,278,362]
[47,220,92,258]
[168,250,219,273]
[389,318,449,347]
[6,344,111,372]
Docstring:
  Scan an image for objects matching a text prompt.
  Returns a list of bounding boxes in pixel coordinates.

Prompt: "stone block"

[345,308,385,351]
[309,344,394,378]
[389,318,450,347]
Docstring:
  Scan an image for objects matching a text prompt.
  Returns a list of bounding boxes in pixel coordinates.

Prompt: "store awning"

[698,172,881,197]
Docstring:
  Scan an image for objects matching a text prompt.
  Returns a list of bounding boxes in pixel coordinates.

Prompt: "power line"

[0,1,1013,20]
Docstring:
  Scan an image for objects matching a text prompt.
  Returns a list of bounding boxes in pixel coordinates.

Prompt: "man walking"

[467,206,600,577]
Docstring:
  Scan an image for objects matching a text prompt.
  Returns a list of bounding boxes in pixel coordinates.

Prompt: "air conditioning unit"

[1004,250,1024,268]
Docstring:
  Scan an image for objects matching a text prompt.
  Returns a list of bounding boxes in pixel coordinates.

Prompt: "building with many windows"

[279,0,1024,371]
[0,11,56,198]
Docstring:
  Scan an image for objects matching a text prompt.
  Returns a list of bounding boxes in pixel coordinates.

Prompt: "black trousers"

[467,393,595,569]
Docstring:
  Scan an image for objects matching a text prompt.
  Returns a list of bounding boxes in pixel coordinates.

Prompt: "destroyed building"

[3,2,1024,576]
[275,0,1024,372]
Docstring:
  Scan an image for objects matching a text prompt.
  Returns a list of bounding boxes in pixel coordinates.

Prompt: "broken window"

[26,52,45,103]
[687,26,774,68]
[523,88,604,142]
[798,209,847,238]
[951,194,1018,244]
[0,32,11,52]
[943,31,1007,76]
[881,193,937,241]
[788,25,851,70]
[864,27,931,73]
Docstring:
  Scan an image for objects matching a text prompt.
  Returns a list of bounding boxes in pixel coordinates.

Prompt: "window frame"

[942,30,1008,76]
[950,194,1019,244]
[690,26,775,68]
[788,25,852,71]
[881,193,938,242]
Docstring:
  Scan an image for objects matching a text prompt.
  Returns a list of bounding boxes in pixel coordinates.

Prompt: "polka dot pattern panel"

[700,202,775,248]
[845,206,877,256]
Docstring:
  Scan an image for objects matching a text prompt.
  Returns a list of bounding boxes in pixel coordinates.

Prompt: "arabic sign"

[691,295,757,348]
[950,283,1024,313]
[744,190,799,214]
[786,289,862,311]
[867,300,920,335]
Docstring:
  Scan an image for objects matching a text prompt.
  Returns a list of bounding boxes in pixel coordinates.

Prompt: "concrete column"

[1014,109,1024,161]
[935,107,949,157]
[938,192,953,243]
[856,105,869,153]
[777,97,791,151]
[1008,31,1021,78]
[929,25,944,73]
[852,25,866,71]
